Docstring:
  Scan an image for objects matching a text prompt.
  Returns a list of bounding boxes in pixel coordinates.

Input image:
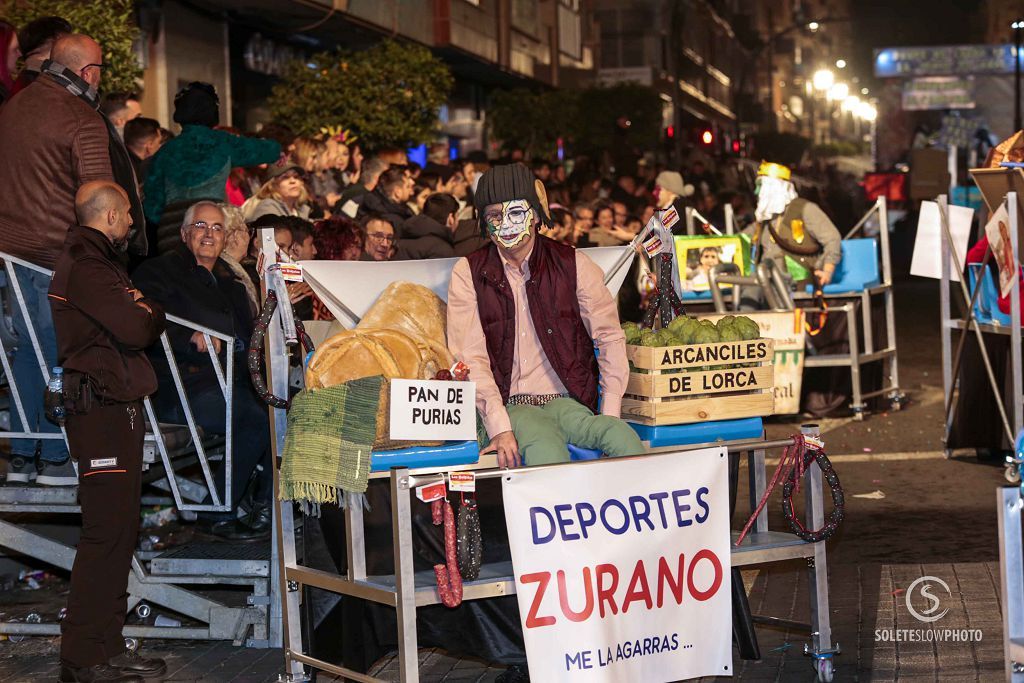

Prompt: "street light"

[835,59,847,69]
[861,87,870,95]
[813,69,835,91]
[829,82,850,101]
[857,102,877,121]
[842,95,861,112]
[1014,20,1024,130]
[808,21,820,32]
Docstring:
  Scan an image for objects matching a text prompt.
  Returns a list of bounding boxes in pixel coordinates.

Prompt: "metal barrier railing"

[0,251,234,512]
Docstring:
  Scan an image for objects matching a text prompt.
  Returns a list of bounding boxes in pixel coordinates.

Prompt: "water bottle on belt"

[44,367,66,426]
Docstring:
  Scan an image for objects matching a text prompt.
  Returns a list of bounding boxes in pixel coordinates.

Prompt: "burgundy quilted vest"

[466,236,599,412]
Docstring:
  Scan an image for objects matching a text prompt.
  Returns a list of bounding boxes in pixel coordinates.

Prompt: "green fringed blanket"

[279,376,383,513]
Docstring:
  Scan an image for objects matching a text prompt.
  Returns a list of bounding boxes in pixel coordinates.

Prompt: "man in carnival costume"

[447,163,644,468]
[748,161,841,290]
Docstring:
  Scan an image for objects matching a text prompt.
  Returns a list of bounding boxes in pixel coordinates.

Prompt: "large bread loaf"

[357,281,447,343]
[305,328,452,389]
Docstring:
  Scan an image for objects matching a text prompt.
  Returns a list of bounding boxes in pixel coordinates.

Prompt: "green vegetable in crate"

[654,328,678,347]
[639,328,659,347]
[734,316,761,341]
[669,316,700,344]
[716,316,744,343]
[693,320,721,344]
[621,321,642,345]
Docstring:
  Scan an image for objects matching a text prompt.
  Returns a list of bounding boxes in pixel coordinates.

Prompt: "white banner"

[300,246,634,327]
[502,449,732,682]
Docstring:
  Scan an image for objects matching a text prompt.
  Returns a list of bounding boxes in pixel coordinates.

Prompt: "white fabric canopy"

[301,246,635,328]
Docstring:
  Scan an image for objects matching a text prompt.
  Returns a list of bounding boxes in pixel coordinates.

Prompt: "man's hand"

[190,331,222,354]
[128,288,144,302]
[288,282,314,303]
[814,268,834,286]
[481,430,521,469]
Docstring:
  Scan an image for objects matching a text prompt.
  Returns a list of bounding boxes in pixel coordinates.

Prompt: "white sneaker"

[5,456,37,484]
[36,458,78,486]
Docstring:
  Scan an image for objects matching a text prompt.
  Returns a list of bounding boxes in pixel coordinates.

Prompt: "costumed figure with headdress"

[747,162,842,299]
[446,163,645,468]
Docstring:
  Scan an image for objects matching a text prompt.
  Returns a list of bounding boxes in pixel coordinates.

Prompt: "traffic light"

[666,125,675,139]
[701,129,714,146]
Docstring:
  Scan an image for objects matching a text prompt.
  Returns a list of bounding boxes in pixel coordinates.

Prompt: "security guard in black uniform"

[49,181,168,682]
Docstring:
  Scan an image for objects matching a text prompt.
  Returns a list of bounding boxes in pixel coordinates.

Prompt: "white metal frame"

[0,251,269,646]
[939,192,1022,451]
[707,198,902,417]
[794,197,902,417]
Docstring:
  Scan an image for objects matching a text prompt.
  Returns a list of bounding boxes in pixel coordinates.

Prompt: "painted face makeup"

[484,199,533,249]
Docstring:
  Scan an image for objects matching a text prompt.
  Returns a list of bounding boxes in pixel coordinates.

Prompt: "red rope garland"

[735,434,845,546]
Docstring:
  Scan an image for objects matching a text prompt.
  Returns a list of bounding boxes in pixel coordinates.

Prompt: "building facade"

[137,0,596,152]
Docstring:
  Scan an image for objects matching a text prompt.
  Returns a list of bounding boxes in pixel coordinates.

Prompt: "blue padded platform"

[682,290,714,301]
[568,444,602,461]
[370,440,479,472]
[805,238,880,295]
[629,417,763,448]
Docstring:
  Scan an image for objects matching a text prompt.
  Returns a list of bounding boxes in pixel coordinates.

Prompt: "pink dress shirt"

[447,242,629,438]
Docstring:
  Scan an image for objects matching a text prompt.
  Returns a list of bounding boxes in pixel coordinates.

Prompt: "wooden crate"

[622,339,775,426]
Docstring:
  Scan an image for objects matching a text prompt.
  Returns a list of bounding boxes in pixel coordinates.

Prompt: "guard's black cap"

[473,162,552,235]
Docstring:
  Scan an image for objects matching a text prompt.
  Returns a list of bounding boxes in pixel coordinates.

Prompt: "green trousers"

[506,397,645,466]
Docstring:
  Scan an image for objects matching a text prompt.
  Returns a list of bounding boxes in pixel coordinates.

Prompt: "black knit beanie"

[173,82,220,127]
[473,162,552,235]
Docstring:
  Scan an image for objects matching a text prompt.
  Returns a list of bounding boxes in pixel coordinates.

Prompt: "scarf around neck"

[41,59,99,108]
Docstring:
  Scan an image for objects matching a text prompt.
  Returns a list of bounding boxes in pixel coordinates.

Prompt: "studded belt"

[507,393,568,407]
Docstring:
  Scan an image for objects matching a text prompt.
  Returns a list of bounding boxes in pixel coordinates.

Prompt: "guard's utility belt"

[59,372,121,413]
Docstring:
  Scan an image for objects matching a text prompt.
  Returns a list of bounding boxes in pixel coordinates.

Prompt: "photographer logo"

[905,576,950,623]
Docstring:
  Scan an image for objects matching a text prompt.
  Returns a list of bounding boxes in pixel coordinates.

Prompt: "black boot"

[109,650,167,678]
[198,517,269,542]
[59,662,142,682]
[243,498,272,534]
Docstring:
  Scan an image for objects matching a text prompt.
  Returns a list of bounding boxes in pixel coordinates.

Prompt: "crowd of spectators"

[0,17,866,538]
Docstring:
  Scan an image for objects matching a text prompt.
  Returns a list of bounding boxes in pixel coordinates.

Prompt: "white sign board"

[388,379,476,441]
[502,449,732,682]
[911,201,974,282]
[698,311,806,415]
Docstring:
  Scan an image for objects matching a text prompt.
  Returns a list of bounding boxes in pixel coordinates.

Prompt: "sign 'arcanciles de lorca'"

[502,448,732,682]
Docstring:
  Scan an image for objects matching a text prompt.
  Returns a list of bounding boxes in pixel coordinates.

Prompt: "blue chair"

[805,238,881,295]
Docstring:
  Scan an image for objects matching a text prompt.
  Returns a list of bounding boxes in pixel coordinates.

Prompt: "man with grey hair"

[0,33,113,487]
[133,201,273,541]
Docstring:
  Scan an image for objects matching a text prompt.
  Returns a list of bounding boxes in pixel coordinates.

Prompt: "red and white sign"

[502,448,732,682]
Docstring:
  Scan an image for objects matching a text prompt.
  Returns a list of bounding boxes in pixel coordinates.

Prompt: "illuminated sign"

[875,44,1020,78]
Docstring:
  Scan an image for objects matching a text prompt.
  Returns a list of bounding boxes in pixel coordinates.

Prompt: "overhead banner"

[874,44,1018,78]
[901,76,975,111]
[502,449,732,682]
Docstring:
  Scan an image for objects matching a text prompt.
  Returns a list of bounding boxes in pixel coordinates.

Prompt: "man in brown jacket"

[50,181,167,682]
[0,34,112,486]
